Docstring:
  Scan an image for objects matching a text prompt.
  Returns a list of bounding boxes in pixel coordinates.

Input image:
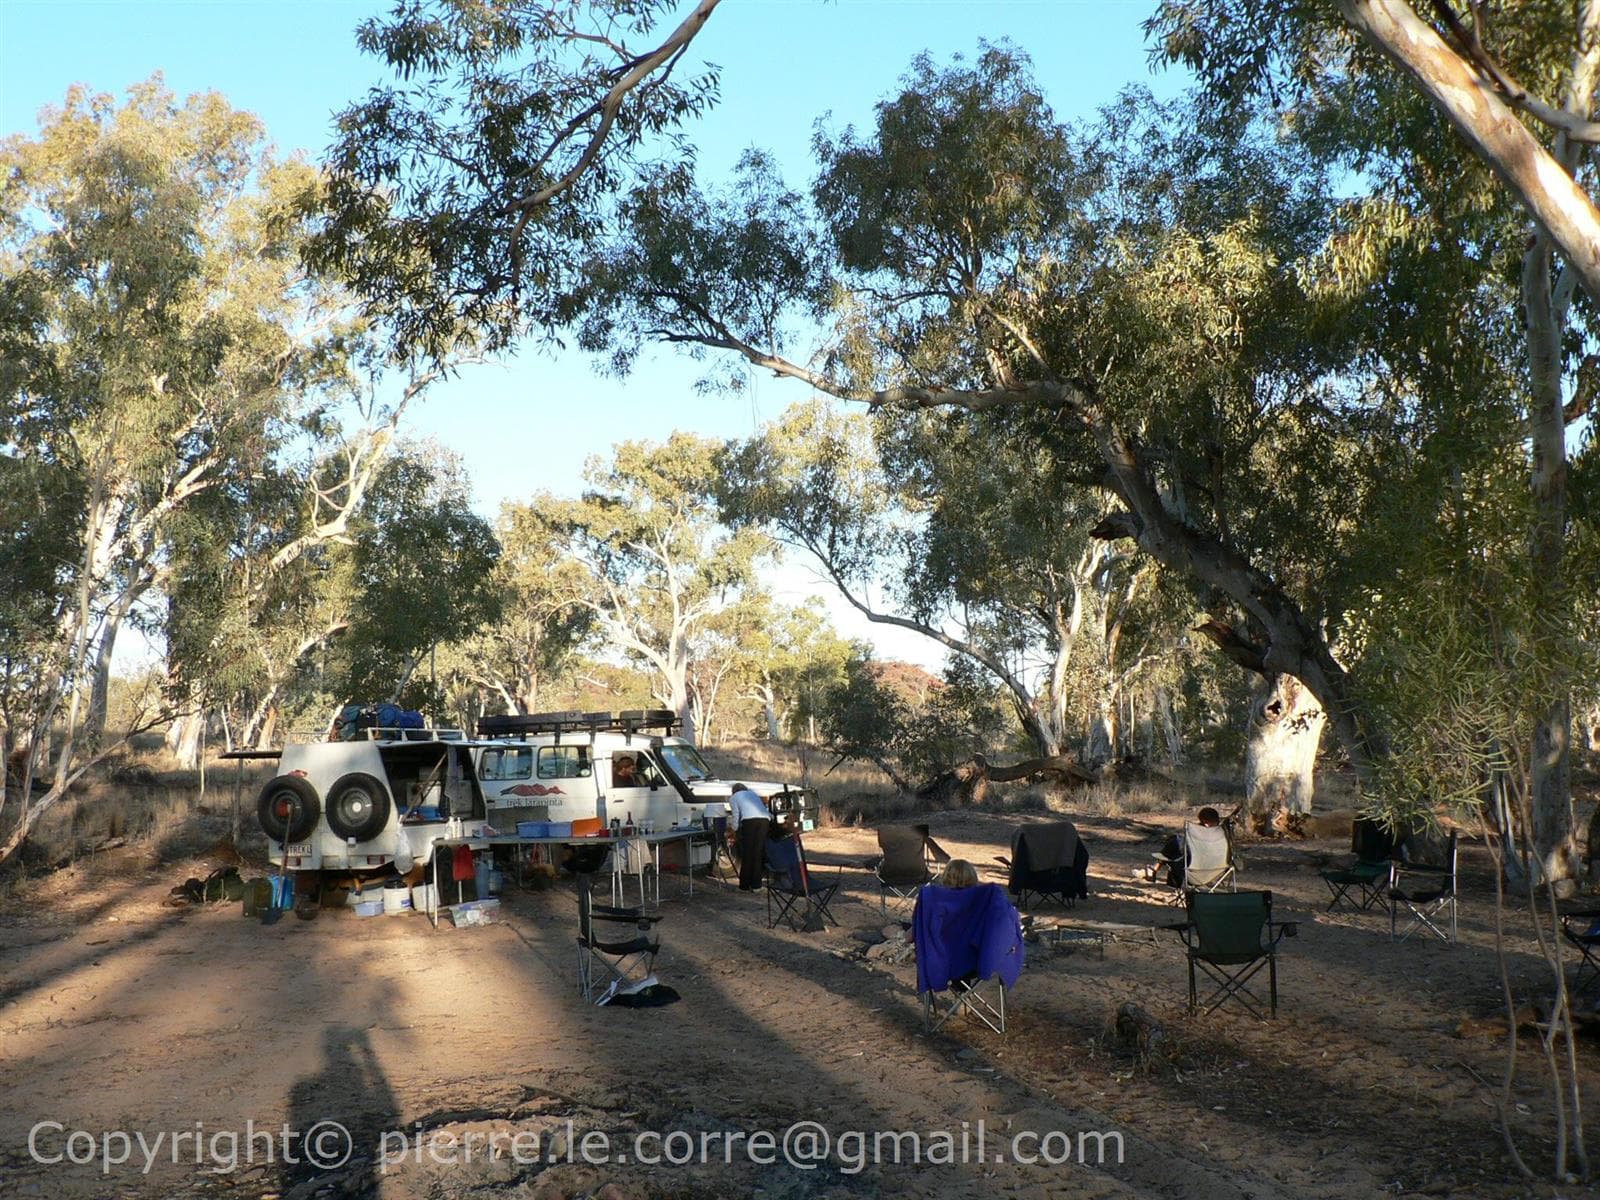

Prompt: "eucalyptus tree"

[578,51,1419,818]
[447,500,594,717]
[320,448,503,712]
[507,433,771,740]
[0,80,438,861]
[309,0,725,361]
[720,397,1179,763]
[1147,0,1600,883]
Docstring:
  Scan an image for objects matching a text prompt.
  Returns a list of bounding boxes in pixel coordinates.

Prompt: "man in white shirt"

[728,783,771,892]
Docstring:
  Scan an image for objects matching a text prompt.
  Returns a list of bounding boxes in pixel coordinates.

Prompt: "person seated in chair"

[938,859,980,889]
[1141,806,1222,885]
[612,755,639,787]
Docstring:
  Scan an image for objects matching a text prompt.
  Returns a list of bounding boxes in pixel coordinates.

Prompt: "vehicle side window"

[537,746,592,779]
[479,748,534,781]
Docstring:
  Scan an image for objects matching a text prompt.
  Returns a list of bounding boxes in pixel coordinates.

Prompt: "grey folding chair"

[1156,822,1236,905]
[876,825,936,912]
[575,876,660,1003]
[1388,831,1458,944]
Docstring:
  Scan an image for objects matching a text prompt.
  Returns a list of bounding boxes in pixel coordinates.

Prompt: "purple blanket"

[913,883,1024,994]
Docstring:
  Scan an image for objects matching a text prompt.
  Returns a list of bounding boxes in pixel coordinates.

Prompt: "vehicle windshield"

[658,744,714,782]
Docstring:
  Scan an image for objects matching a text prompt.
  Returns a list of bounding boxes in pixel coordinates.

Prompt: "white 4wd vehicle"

[255,709,814,879]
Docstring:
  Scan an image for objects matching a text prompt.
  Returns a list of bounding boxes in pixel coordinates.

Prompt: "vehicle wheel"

[257,777,320,844]
[324,772,393,842]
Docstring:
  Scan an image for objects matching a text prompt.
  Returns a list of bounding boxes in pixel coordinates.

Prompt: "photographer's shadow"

[283,1025,399,1198]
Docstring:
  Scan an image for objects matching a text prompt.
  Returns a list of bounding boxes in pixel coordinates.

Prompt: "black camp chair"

[575,876,660,1003]
[1560,910,1600,1002]
[1168,889,1297,1020]
[1321,816,1397,913]
[1388,831,1458,944]
[765,834,840,932]
[1004,822,1089,909]
[876,825,938,912]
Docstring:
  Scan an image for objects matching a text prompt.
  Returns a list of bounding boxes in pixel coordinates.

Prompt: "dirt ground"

[2,809,1595,1200]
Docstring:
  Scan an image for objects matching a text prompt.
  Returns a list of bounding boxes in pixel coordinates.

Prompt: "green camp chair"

[1321,817,1397,913]
[1168,890,1297,1020]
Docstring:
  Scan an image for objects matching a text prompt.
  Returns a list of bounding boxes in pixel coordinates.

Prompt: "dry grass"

[3,749,275,884]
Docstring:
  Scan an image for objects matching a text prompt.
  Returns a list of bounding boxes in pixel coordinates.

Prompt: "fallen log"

[917,753,1099,806]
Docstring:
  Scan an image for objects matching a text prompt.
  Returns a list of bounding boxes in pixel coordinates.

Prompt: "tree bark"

[170,710,205,770]
[1091,442,1382,789]
[1335,0,1600,308]
[1155,686,1184,766]
[1243,673,1326,823]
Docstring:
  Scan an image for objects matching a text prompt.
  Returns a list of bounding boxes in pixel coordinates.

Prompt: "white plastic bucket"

[382,881,412,916]
[411,883,438,914]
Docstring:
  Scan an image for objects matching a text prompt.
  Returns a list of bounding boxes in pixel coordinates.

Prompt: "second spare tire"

[324,772,393,842]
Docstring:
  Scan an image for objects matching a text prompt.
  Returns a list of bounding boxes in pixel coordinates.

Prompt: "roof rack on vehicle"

[475,709,680,740]
[353,726,466,742]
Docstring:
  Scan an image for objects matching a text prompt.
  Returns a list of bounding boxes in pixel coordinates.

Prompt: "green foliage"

[0,78,388,779]
[816,652,1009,788]
[309,0,721,359]
[330,448,503,710]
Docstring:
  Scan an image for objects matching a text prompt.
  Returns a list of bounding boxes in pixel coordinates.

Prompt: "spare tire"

[257,777,321,844]
[324,772,393,842]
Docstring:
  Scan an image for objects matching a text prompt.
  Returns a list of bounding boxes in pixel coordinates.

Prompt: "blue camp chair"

[912,882,1024,1034]
[764,834,840,931]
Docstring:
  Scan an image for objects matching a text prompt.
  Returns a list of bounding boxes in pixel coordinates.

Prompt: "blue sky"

[1,0,1181,667]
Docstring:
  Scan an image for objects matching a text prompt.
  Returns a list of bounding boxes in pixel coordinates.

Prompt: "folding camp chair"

[913,883,1024,1034]
[1560,910,1600,1002]
[1156,822,1236,904]
[764,834,840,931]
[1003,822,1090,910]
[706,815,737,879]
[575,876,661,1003]
[1388,830,1457,944]
[876,825,937,912]
[1168,889,1296,1020]
[1321,816,1397,913]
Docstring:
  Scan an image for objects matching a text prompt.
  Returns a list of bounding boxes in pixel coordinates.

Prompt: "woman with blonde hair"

[938,859,979,888]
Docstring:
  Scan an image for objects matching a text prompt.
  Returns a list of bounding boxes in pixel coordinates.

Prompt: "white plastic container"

[353,900,383,918]
[410,883,438,914]
[383,880,412,915]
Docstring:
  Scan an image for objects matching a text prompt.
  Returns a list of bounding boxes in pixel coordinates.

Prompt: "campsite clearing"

[0,810,1585,1199]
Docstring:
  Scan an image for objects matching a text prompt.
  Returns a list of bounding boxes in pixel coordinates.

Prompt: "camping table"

[425,831,493,929]
[592,827,705,909]
[471,826,707,910]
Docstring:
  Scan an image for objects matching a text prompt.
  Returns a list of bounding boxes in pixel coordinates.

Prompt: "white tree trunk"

[1156,686,1184,766]
[168,709,205,770]
[1244,674,1326,816]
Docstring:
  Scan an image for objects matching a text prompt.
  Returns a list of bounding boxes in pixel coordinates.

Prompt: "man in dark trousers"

[729,782,771,892]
